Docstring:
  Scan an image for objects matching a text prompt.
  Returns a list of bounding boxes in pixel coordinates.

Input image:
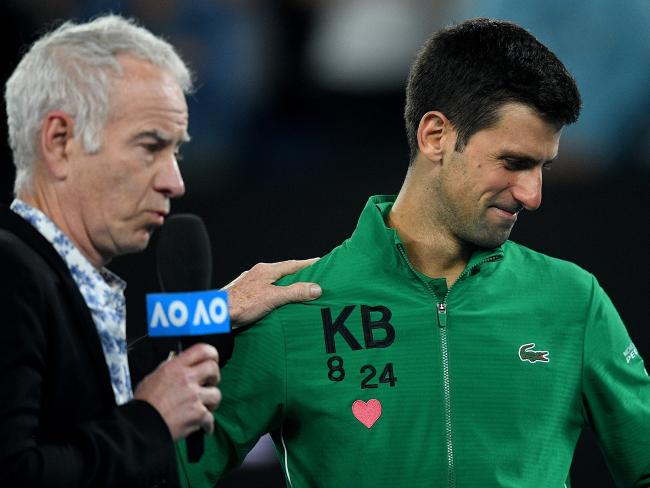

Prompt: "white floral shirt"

[11,199,133,405]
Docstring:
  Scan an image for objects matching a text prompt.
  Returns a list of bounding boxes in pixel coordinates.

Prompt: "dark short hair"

[404,18,581,162]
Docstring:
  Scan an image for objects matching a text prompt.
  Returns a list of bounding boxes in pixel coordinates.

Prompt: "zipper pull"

[436,303,447,328]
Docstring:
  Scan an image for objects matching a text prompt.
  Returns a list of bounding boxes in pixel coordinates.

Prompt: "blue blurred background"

[1,1,648,486]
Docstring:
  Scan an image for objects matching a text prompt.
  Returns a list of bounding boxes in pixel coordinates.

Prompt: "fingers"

[199,408,215,435]
[266,258,320,280]
[252,259,322,303]
[185,402,217,436]
[225,258,323,327]
[270,281,322,307]
[191,386,220,435]
[175,343,219,367]
[133,342,222,440]
[191,354,221,387]
[199,385,222,415]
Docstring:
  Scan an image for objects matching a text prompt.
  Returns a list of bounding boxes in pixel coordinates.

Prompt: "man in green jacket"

[180,18,650,487]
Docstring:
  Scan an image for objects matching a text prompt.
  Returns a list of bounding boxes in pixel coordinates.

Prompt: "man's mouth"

[147,210,169,225]
[490,205,522,220]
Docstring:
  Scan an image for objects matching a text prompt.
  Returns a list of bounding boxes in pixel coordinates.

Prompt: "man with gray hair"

[0,14,321,487]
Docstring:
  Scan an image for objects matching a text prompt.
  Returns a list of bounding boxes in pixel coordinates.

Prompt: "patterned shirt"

[11,199,133,405]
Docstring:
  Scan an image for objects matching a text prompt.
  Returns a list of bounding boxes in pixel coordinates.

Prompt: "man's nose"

[155,154,185,198]
[511,167,542,211]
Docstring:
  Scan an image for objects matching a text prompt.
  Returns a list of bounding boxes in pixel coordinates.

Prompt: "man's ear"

[417,111,456,164]
[39,111,76,180]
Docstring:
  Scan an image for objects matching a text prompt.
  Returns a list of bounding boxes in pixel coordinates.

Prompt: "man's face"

[64,55,188,264]
[433,103,561,249]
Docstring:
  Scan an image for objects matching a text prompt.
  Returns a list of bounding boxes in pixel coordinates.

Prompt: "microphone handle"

[177,338,205,462]
[186,430,204,462]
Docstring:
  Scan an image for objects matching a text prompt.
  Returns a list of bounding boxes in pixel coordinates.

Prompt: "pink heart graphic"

[352,399,382,428]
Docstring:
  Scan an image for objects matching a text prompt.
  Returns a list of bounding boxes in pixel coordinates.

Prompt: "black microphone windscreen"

[156,214,212,292]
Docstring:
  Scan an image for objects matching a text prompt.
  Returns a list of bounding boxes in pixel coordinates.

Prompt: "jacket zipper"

[436,301,455,487]
[398,244,500,487]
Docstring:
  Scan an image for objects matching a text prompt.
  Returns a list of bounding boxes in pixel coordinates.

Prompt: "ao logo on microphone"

[146,290,230,336]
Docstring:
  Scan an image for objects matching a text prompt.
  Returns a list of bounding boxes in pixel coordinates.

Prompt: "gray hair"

[4,14,193,195]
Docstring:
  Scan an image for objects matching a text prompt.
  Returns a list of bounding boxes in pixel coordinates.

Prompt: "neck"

[387,167,472,285]
[19,177,105,269]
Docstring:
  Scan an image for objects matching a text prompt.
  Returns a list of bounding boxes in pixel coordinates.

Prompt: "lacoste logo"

[518,343,549,363]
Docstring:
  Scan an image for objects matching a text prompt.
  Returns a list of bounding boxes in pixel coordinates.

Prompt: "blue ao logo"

[146,290,230,337]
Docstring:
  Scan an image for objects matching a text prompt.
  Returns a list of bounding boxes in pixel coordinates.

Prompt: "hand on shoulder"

[225,258,322,328]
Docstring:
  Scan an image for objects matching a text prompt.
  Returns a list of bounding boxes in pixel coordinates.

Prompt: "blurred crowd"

[2,0,648,203]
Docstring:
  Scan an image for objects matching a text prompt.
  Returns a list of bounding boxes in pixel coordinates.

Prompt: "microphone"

[152,213,226,462]
[156,213,212,294]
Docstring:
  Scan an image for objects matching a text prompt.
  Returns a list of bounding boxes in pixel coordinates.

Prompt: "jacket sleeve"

[177,311,287,488]
[581,276,650,487]
[0,239,179,488]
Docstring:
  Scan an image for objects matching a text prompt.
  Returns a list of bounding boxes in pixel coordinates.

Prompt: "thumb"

[271,282,322,307]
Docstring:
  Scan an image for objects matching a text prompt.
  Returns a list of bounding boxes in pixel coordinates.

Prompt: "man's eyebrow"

[497,151,557,166]
[131,130,191,146]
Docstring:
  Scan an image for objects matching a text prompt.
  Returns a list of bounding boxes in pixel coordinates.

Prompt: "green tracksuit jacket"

[179,195,650,487]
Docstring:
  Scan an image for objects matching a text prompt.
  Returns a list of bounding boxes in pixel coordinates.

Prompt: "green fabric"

[179,195,650,487]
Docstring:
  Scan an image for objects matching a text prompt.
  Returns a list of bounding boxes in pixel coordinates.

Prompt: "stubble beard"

[458,208,515,249]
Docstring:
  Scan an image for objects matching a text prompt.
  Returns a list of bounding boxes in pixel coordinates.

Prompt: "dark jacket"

[0,206,179,488]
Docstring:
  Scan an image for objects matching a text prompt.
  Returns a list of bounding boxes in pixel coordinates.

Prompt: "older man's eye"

[503,158,523,170]
[143,142,164,153]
